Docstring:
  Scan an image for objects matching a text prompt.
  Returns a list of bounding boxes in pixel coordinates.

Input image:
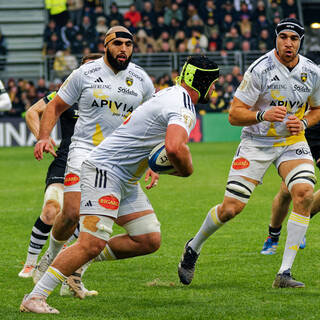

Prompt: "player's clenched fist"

[263,106,287,122]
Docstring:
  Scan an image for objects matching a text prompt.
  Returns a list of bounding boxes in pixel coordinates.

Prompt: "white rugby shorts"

[80,161,154,218]
[228,138,313,183]
[64,146,91,193]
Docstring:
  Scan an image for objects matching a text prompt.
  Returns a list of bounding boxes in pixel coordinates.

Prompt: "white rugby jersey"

[235,49,320,147]
[87,85,196,183]
[57,57,154,149]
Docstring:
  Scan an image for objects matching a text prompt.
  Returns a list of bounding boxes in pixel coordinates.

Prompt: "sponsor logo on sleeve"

[232,158,250,170]
[98,195,119,210]
[129,70,143,82]
[64,173,80,186]
[84,67,102,76]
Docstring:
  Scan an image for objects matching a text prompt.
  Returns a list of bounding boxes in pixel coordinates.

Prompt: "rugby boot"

[178,239,199,285]
[20,294,59,314]
[62,267,98,299]
[260,236,278,255]
[18,264,35,278]
[272,269,305,288]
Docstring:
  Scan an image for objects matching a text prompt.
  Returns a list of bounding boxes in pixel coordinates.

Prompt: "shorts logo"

[98,195,119,210]
[232,157,250,170]
[64,173,80,186]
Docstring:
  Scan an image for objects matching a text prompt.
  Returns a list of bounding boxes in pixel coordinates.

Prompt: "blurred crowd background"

[1,0,319,118]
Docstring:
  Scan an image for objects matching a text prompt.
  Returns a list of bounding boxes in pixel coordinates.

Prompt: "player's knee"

[41,200,60,224]
[292,185,314,209]
[219,203,242,221]
[142,232,161,253]
[78,237,105,259]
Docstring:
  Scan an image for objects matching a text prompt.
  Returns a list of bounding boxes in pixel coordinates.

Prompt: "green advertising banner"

[202,113,242,142]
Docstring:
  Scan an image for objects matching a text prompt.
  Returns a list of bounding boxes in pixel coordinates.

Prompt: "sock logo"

[289,245,299,251]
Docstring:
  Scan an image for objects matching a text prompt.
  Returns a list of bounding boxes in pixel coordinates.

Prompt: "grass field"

[1,142,320,320]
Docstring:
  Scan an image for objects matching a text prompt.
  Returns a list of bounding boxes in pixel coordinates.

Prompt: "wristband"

[301,118,308,130]
[256,111,265,122]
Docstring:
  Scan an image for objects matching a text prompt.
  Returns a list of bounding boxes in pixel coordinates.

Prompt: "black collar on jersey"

[104,32,133,47]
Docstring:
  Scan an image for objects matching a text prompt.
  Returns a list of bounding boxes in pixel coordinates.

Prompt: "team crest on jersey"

[126,76,133,86]
[232,157,250,170]
[301,73,307,82]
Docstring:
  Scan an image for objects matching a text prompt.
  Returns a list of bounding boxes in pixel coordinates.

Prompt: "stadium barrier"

[0,114,241,147]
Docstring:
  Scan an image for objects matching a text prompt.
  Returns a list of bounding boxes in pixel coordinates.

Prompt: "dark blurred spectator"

[208,29,222,52]
[123,18,136,34]
[154,0,171,15]
[223,83,235,105]
[153,16,170,39]
[36,78,48,100]
[221,14,236,35]
[84,0,103,16]
[155,31,176,52]
[141,18,154,37]
[124,4,142,27]
[96,16,108,35]
[252,0,266,21]
[0,29,7,71]
[79,15,98,51]
[253,14,270,37]
[156,74,170,91]
[283,0,298,19]
[141,1,157,26]
[187,29,208,53]
[53,48,78,79]
[231,66,241,87]
[204,17,219,39]
[199,0,217,22]
[168,18,181,37]
[92,5,108,26]
[186,3,204,33]
[258,29,273,51]
[71,32,85,54]
[67,0,83,26]
[223,26,241,50]
[108,2,123,25]
[237,14,251,36]
[45,0,69,28]
[44,20,60,43]
[46,33,64,55]
[220,1,238,23]
[25,81,38,106]
[177,42,187,53]
[199,91,227,114]
[238,1,252,21]
[135,29,156,53]
[82,46,91,56]
[241,39,251,52]
[266,0,283,25]
[175,30,188,51]
[164,2,183,26]
[61,19,79,49]
[241,30,257,50]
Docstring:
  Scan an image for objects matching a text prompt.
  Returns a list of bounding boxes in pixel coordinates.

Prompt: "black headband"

[104,31,133,46]
[275,21,304,40]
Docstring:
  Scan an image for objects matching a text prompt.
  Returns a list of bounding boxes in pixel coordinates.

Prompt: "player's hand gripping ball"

[148,142,175,174]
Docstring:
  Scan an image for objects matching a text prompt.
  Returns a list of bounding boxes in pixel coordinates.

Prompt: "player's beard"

[107,48,132,71]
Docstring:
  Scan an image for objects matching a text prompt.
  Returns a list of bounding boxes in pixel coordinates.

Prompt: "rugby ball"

[148,142,175,174]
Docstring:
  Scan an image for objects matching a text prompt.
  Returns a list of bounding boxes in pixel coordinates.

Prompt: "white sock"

[94,243,116,261]
[47,233,67,260]
[279,212,309,274]
[29,267,66,298]
[189,205,224,254]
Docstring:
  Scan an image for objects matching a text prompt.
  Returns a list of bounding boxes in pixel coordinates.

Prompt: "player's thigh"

[64,146,91,193]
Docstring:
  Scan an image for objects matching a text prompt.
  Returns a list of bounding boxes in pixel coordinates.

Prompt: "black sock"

[269,225,281,242]
[28,217,52,255]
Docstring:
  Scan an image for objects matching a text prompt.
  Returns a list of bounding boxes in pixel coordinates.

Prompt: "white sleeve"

[164,93,196,136]
[0,81,12,111]
[234,70,261,106]
[142,73,155,103]
[309,72,320,107]
[57,68,82,106]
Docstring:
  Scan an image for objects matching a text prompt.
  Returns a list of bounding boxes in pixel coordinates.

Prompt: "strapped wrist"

[301,118,308,130]
[256,111,265,122]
